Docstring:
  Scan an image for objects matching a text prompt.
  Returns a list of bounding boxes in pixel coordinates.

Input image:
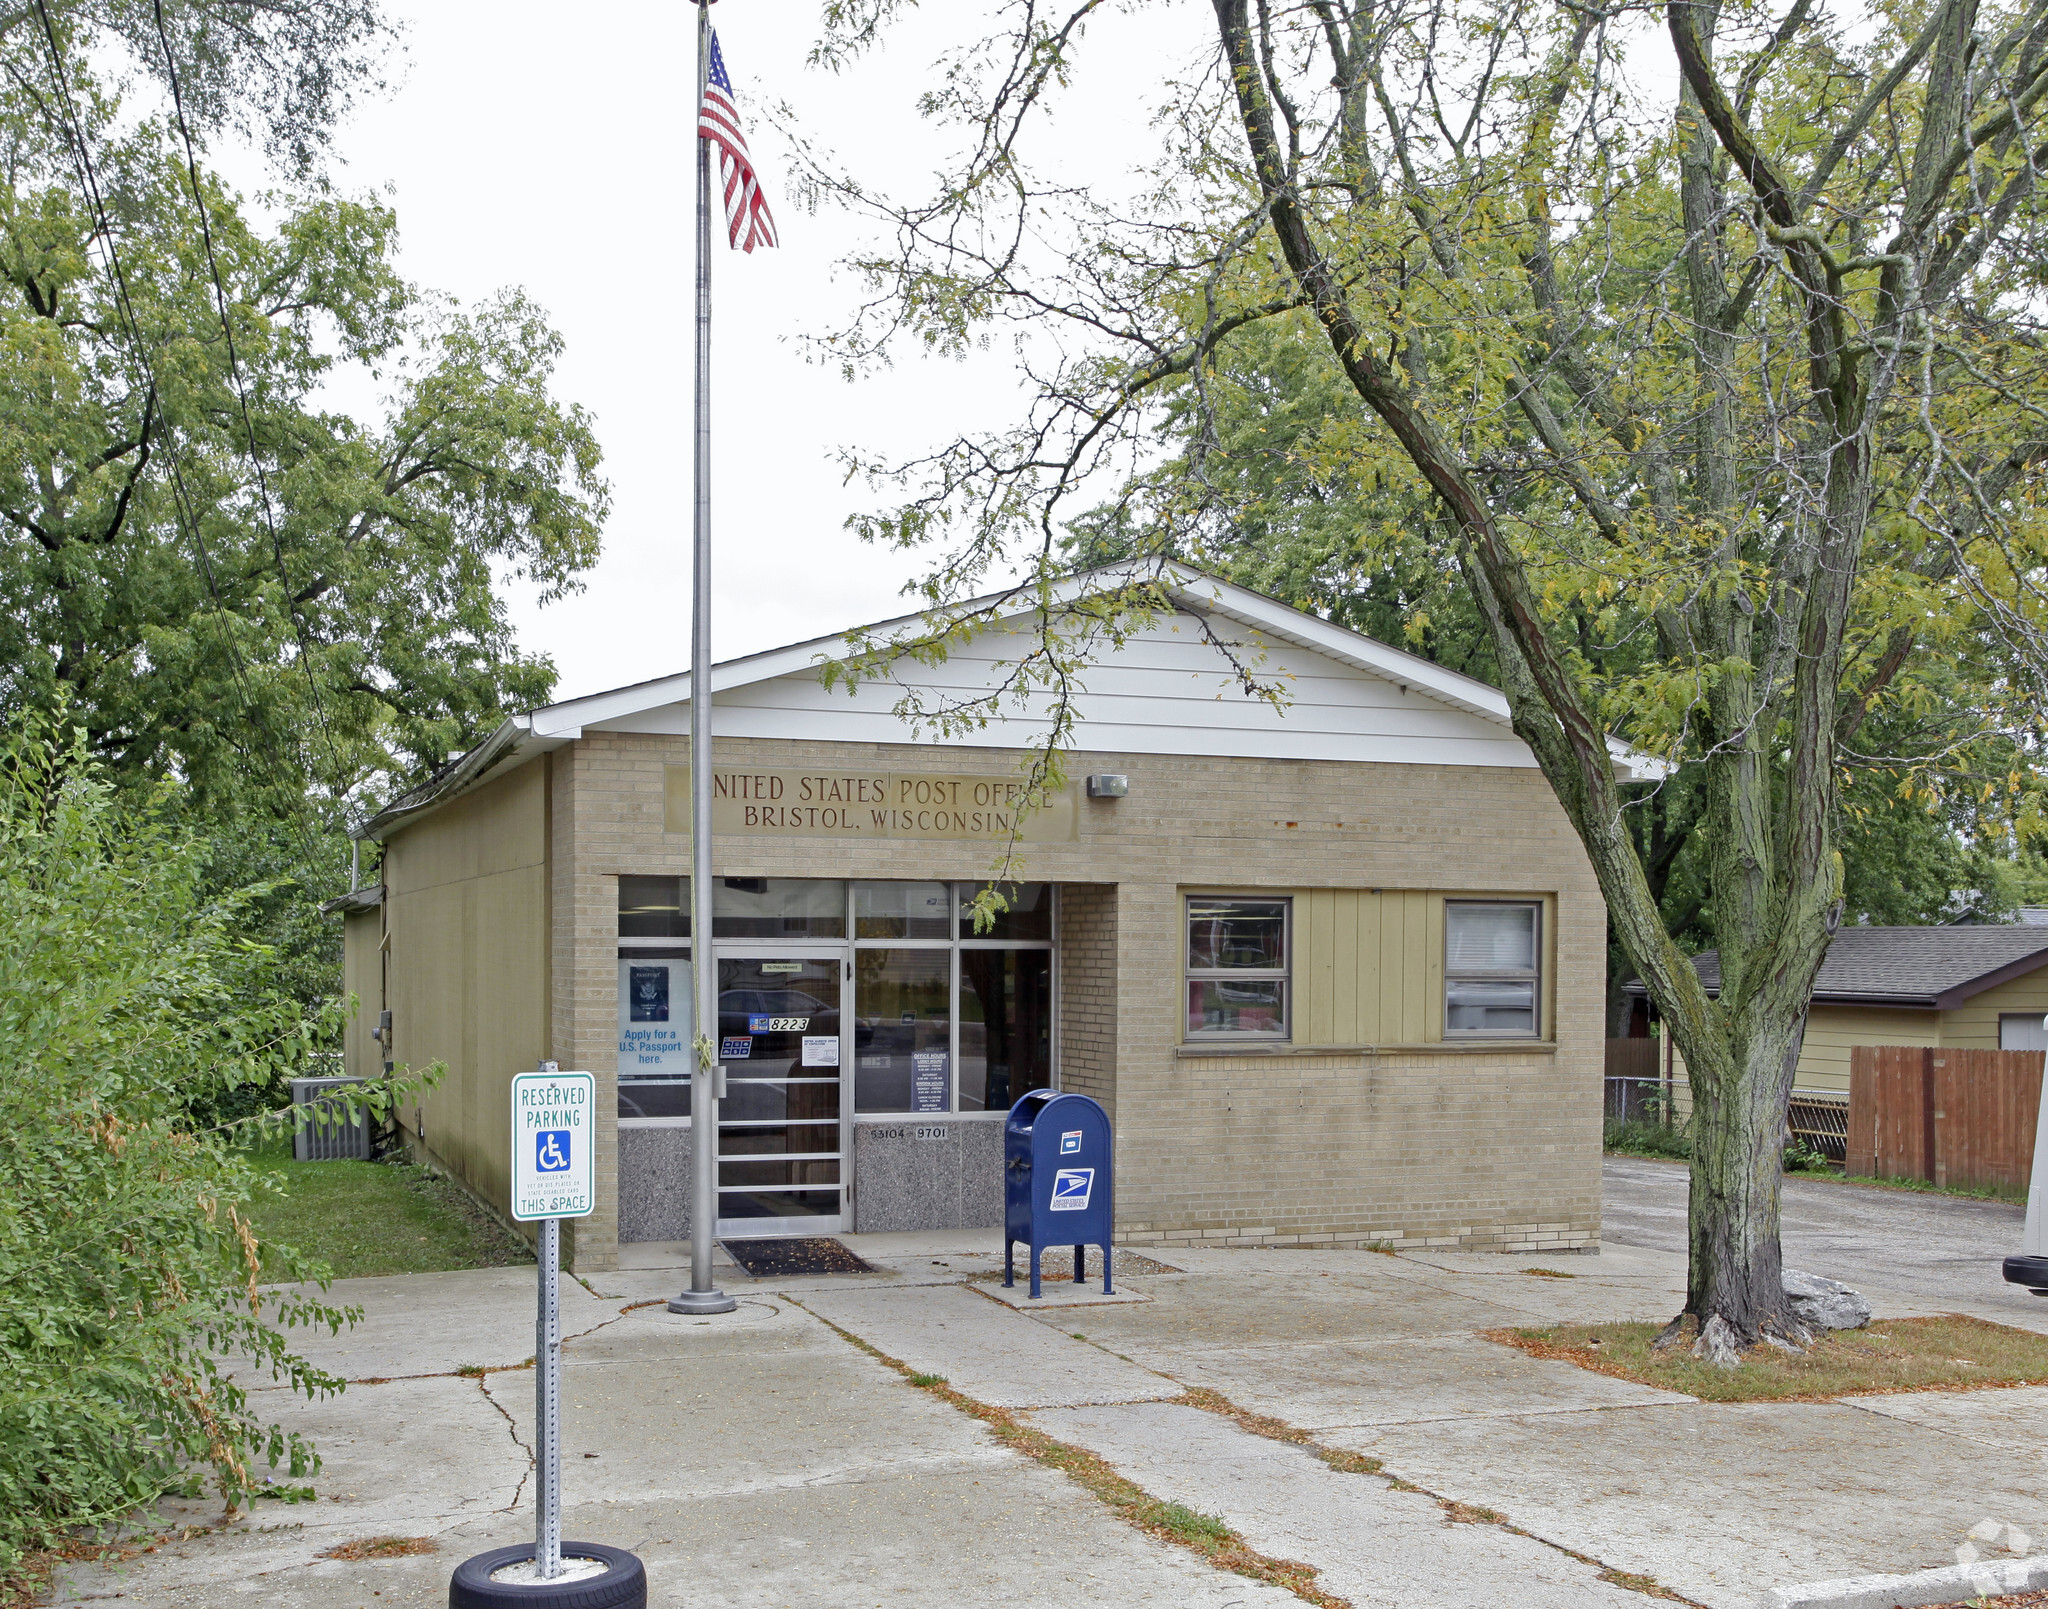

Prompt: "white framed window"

[1185,896,1290,1039]
[1445,901,1541,1037]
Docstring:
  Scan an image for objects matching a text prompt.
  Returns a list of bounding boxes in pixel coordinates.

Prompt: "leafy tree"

[0,1,607,832]
[803,0,2048,1358]
[0,721,430,1583]
[1073,319,2042,1021]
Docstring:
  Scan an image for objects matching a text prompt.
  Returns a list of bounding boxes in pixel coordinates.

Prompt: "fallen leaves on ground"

[317,1536,438,1561]
[1487,1315,2048,1402]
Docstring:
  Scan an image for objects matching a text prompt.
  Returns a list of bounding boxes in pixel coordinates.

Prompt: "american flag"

[698,30,777,253]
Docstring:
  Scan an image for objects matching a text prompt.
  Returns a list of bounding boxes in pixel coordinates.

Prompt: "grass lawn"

[1489,1314,2048,1402]
[243,1140,532,1280]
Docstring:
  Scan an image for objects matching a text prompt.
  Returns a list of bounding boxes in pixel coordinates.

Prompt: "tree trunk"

[1679,1021,1806,1360]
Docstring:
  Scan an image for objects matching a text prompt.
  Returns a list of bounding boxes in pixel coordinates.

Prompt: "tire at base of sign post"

[447,1542,645,1609]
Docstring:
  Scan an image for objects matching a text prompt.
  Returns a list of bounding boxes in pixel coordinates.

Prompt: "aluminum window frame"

[848,881,1057,1115]
[1442,899,1543,1040]
[1183,893,1293,1041]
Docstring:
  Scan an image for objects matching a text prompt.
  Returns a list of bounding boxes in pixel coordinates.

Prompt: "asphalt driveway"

[1603,1154,2044,1326]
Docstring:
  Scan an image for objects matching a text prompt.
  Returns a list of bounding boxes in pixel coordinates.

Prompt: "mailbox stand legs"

[1002,1237,1112,1298]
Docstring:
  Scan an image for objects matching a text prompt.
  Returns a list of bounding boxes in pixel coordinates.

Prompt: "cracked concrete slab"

[1145,1331,1693,1429]
[52,1289,1294,1609]
[484,1298,1018,1507]
[1031,1400,1653,1609]
[1326,1399,2048,1609]
[1022,1265,1530,1355]
[1843,1382,2048,1455]
[248,1267,617,1381]
[798,1283,1178,1407]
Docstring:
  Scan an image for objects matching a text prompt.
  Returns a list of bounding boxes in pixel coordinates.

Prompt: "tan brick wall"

[394,729,1606,1266]
[1057,884,1118,1117]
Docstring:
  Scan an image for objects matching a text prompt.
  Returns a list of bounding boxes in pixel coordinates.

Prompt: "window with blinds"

[1444,901,1541,1037]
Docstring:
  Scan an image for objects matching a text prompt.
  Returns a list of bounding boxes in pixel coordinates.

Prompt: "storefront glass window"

[958,881,1053,941]
[713,877,846,938]
[619,875,688,938]
[855,881,952,939]
[1185,896,1290,1037]
[1444,902,1540,1036]
[959,948,1052,1110]
[616,948,693,1118]
[853,949,952,1112]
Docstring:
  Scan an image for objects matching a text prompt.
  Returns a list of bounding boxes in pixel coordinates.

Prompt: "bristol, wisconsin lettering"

[665,766,1077,842]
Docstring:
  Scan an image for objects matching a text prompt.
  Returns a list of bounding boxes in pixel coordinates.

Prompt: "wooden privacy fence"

[1847,1045,2045,1191]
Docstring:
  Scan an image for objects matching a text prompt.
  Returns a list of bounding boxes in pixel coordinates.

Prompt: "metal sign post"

[510,1064,595,1580]
[451,1065,645,1604]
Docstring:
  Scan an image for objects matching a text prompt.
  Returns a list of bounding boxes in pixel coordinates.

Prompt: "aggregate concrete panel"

[850,1117,1005,1232]
[1031,1400,1654,1609]
[1330,1399,2048,1609]
[1148,1332,1693,1429]
[250,1267,615,1381]
[798,1283,1178,1407]
[617,1123,691,1242]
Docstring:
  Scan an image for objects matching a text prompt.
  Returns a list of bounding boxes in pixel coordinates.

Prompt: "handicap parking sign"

[510,1070,594,1221]
[1049,1167,1094,1211]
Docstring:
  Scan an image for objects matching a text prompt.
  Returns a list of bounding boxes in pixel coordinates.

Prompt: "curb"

[1754,1554,2048,1608]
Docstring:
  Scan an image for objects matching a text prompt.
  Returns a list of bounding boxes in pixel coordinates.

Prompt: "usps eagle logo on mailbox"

[1049,1167,1094,1211]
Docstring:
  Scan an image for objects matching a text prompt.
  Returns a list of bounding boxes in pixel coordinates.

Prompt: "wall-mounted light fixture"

[1086,773,1129,798]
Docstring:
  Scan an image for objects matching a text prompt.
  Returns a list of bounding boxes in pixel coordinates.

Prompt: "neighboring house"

[333,562,1658,1271]
[1630,926,2048,1096]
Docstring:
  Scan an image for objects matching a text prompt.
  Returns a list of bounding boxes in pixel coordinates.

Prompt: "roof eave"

[321,882,385,917]
[1931,946,2048,1010]
[356,715,580,843]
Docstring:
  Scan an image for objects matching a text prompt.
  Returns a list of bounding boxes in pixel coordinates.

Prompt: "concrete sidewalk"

[50,1227,2048,1609]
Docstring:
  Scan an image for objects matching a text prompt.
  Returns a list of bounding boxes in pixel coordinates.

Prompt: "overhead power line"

[148,0,348,809]
[29,0,323,860]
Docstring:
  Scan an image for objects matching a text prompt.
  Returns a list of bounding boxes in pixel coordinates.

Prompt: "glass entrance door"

[715,954,844,1235]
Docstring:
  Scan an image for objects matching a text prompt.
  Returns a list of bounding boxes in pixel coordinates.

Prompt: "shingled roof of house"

[1638,925,2048,1011]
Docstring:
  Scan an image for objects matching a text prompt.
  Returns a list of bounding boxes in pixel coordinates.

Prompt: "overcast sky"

[290,2,1205,703]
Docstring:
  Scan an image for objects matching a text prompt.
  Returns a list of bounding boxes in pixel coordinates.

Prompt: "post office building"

[337,565,1640,1271]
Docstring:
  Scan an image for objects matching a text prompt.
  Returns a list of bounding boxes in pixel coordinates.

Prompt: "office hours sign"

[511,1071,595,1221]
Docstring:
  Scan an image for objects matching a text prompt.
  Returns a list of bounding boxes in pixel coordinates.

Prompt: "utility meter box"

[1004,1090,1114,1298]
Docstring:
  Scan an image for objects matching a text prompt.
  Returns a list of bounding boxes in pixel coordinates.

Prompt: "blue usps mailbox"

[1005,1090,1114,1299]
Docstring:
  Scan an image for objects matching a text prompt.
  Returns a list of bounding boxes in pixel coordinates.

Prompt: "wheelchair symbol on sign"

[535,1130,571,1173]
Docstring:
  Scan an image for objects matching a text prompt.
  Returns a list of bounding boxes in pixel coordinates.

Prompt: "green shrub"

[1604,1116,1692,1159]
[0,726,427,1579]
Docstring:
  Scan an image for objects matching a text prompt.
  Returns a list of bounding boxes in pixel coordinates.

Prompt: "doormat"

[721,1237,873,1277]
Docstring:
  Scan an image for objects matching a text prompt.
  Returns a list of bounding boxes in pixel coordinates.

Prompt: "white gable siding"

[585,615,1535,768]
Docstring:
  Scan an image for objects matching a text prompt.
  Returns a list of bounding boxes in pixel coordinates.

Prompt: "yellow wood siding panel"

[1332,891,1361,1044]
[1267,888,1555,1048]
[1794,1004,1939,1092]
[341,908,382,1083]
[1940,970,2048,1051]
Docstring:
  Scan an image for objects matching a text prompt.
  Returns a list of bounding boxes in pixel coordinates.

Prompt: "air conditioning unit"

[290,1075,373,1162]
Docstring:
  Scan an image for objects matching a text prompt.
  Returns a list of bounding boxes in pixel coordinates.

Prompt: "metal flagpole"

[672,0,735,1317]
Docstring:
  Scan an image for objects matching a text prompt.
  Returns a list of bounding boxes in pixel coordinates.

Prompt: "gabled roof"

[359,560,1664,841]
[1650,925,2048,1011]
